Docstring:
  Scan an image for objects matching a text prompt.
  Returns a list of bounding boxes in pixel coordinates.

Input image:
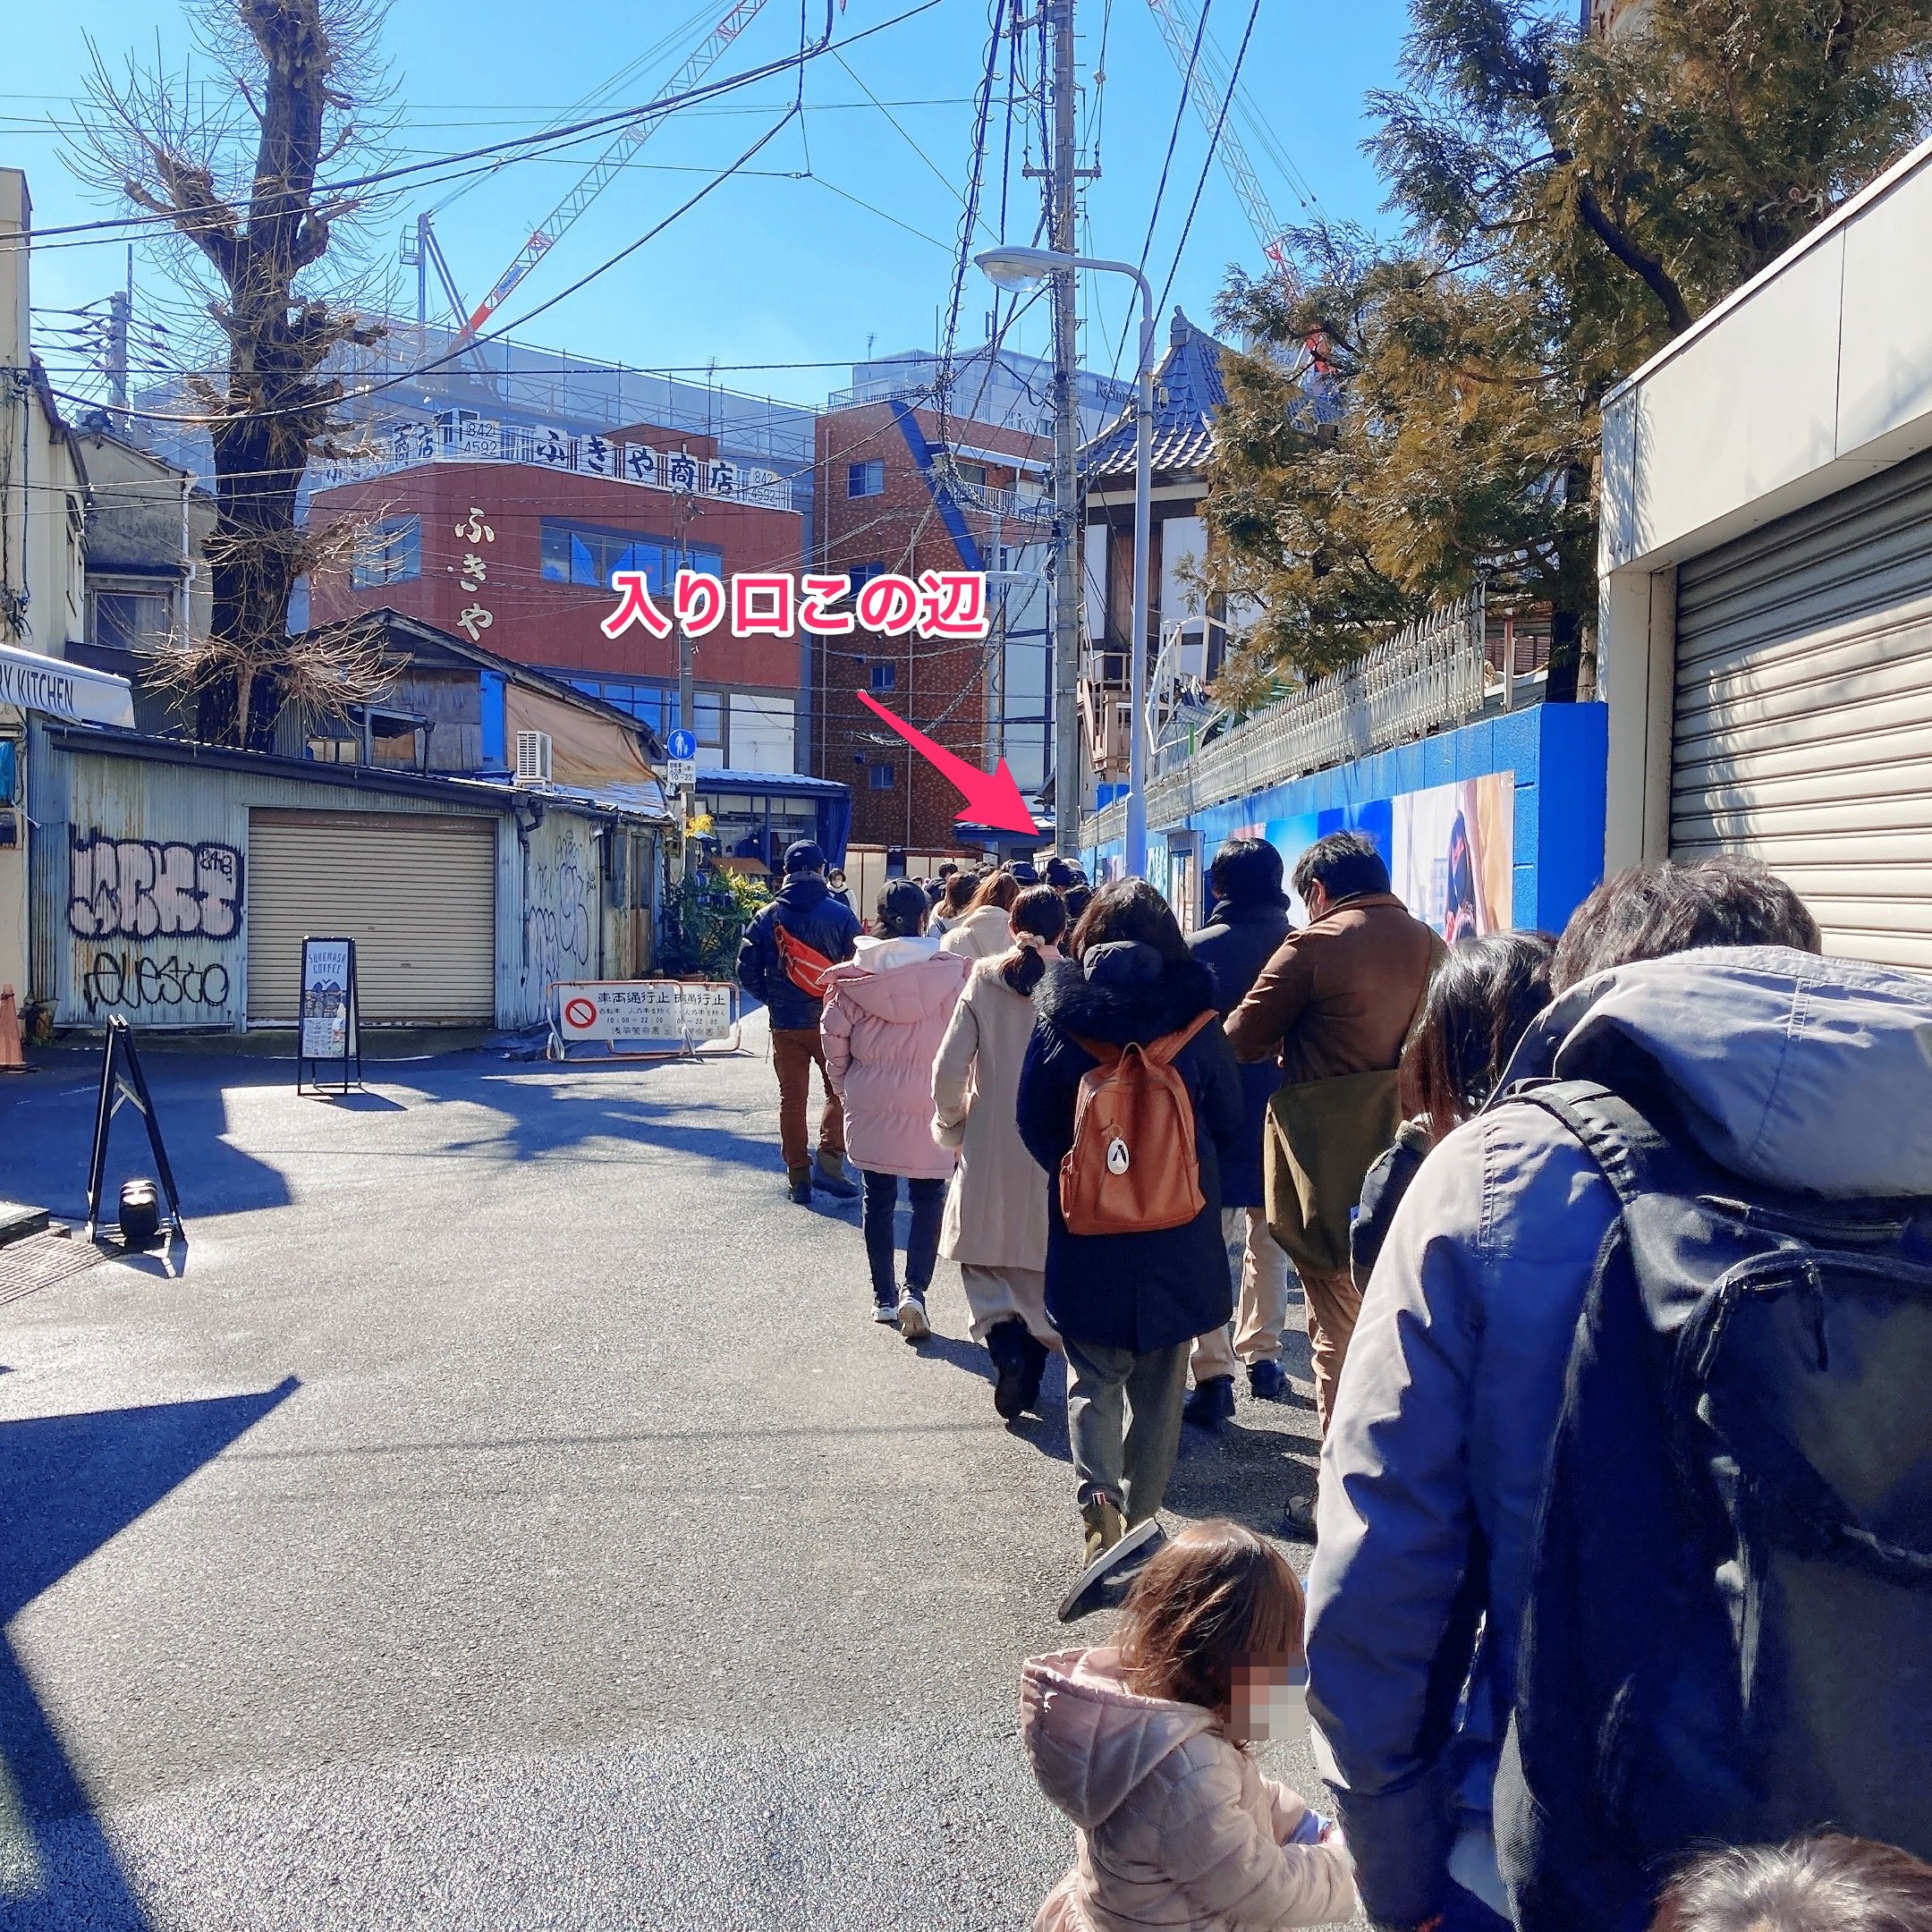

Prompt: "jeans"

[770,1026,844,1174]
[1063,1335,1190,1525]
[860,1170,945,1301]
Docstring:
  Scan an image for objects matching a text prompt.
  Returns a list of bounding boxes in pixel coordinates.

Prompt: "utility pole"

[1049,0,1082,859]
[106,246,132,423]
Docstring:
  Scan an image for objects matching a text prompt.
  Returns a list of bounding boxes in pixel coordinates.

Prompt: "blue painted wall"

[1085,701,1606,934]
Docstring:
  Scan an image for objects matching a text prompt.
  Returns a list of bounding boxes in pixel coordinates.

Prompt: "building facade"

[308,433,809,774]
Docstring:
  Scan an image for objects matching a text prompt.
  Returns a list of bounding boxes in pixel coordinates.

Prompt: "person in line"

[819,879,970,1336]
[1304,858,1922,1932]
[826,865,852,911]
[1224,830,1442,1530]
[1043,856,1080,897]
[931,884,1067,1419]
[929,869,977,937]
[1017,880,1242,1565]
[1651,1835,1932,1932]
[941,868,1026,960]
[1021,1519,1359,1932]
[1349,929,1555,1288]
[1180,838,1301,1428]
[735,840,863,1205]
[1061,879,1093,927]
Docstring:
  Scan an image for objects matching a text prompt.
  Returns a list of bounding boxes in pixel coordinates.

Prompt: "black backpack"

[1493,1077,1932,1932]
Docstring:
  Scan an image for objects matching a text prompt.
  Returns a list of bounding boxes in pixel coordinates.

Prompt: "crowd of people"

[737,837,1932,1932]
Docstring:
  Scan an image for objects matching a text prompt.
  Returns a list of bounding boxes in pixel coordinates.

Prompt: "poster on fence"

[1248,771,1514,938]
[555,980,737,1049]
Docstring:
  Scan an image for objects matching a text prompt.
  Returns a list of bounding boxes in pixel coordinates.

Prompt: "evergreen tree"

[1208,0,1932,704]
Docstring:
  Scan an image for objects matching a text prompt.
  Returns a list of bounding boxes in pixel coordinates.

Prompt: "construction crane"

[1141,0,1303,275]
[451,0,779,349]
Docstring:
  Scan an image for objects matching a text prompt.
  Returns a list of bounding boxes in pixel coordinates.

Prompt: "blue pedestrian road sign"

[666,727,697,761]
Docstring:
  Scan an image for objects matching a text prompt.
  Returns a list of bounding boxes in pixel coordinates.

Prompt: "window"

[847,562,884,599]
[847,460,885,498]
[539,522,725,592]
[868,761,896,790]
[694,691,724,750]
[952,459,987,489]
[91,589,173,651]
[564,675,673,733]
[351,516,420,589]
[868,662,896,692]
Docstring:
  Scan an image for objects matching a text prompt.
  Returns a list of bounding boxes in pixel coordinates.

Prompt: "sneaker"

[811,1152,860,1200]
[896,1289,930,1342]
[1059,1516,1165,1623]
[1182,1375,1236,1429]
[872,1295,900,1324]
[786,1165,813,1206]
[1281,1493,1318,1542]
[1248,1360,1290,1402]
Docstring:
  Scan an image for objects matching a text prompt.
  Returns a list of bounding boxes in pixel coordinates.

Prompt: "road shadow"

[0,1377,299,1930]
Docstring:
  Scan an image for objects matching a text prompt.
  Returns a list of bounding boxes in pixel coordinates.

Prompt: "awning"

[0,641,136,729]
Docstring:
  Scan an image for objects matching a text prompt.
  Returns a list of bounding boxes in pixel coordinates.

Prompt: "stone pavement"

[0,1018,1348,1930]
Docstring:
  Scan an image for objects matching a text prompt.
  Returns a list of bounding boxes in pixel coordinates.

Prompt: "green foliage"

[664,867,769,979]
[1207,0,1932,699]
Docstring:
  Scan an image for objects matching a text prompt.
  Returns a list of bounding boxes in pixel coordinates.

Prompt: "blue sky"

[7,0,1412,412]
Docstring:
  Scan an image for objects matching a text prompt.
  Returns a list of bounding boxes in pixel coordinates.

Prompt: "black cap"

[783,841,826,874]
[1007,860,1040,886]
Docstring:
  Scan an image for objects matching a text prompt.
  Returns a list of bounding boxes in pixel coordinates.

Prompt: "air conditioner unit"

[513,730,554,787]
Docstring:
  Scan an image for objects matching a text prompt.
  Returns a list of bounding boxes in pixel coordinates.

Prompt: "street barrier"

[546,979,744,1063]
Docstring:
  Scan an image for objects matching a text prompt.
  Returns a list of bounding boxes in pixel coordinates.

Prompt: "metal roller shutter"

[247,809,497,1024]
[1672,446,1932,970]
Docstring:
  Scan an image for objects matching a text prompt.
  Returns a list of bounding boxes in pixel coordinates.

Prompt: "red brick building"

[811,401,1053,852]
[309,425,809,772]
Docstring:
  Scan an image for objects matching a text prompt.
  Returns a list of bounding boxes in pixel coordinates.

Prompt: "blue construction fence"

[1085,701,1607,936]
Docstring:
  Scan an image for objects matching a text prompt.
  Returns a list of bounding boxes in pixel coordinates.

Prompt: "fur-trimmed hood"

[1034,942,1220,1046]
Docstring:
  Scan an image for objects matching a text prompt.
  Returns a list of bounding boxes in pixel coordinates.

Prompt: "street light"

[974,246,1156,879]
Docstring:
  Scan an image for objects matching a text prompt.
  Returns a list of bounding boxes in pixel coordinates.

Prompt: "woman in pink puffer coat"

[821,879,970,1339]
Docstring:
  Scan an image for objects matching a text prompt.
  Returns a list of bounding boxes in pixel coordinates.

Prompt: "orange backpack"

[1058,1012,1217,1236]
[773,919,839,999]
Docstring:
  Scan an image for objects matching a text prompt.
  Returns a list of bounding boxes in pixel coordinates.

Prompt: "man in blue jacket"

[1304,859,1872,1932]
[735,842,862,1204]
[1181,838,1299,1425]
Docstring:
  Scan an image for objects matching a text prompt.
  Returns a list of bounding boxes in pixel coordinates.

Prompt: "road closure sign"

[554,979,737,1053]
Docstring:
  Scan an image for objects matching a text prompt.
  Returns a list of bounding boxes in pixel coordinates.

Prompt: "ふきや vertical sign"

[299,936,361,1094]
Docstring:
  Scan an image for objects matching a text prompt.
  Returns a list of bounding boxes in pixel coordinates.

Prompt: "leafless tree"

[67,0,397,749]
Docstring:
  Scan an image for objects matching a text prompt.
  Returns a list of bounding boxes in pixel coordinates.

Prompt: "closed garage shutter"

[247,810,497,1023]
[1672,445,1932,971]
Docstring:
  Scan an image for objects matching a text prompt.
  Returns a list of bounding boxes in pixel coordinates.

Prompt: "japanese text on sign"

[555,980,736,1045]
[601,570,989,642]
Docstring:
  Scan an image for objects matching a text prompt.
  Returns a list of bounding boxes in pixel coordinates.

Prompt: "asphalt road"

[0,1018,1344,1930]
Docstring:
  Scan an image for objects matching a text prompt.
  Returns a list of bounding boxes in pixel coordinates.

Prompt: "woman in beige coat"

[930,884,1064,1418]
[939,869,1024,961]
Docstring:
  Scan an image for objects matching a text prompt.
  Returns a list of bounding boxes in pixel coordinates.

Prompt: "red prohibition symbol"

[564,996,598,1030]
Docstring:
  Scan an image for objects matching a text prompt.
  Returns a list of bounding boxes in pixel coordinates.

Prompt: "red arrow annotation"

[853,689,1040,836]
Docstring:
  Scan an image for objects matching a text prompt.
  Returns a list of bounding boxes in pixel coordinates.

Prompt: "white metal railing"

[311,414,797,512]
[1081,588,1491,850]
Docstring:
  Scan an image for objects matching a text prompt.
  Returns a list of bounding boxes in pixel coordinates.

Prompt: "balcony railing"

[1080,588,1497,849]
[313,415,797,513]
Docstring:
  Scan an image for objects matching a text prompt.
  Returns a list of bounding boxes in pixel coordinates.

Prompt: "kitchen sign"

[0,641,137,729]
[602,569,990,643]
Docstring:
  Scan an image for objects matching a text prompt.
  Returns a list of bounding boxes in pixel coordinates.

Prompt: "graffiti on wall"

[81,952,231,1016]
[525,826,594,988]
[68,831,243,941]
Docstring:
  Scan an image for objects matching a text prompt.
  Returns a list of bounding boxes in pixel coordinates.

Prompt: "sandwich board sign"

[298,936,361,1094]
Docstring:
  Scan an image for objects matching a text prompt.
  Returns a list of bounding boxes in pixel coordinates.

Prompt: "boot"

[1079,1490,1126,1565]
[986,1317,1031,1419]
[1182,1375,1236,1429]
[786,1165,813,1205]
[811,1149,860,1199]
[1016,1330,1050,1414]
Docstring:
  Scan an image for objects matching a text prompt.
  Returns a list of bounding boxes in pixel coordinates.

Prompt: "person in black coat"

[1017,878,1243,1572]
[735,841,862,1203]
[1182,838,1301,1422]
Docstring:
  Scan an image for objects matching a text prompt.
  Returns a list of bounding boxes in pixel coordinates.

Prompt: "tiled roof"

[1080,309,1229,482]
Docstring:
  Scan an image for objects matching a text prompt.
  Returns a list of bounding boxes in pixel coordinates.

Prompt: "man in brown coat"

[1224,831,1442,1527]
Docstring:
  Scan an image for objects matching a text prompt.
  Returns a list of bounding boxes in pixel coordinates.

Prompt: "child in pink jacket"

[821,879,969,1338]
[1022,1520,1358,1931]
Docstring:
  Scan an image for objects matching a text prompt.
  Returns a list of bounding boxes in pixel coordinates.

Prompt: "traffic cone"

[0,985,27,1072]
